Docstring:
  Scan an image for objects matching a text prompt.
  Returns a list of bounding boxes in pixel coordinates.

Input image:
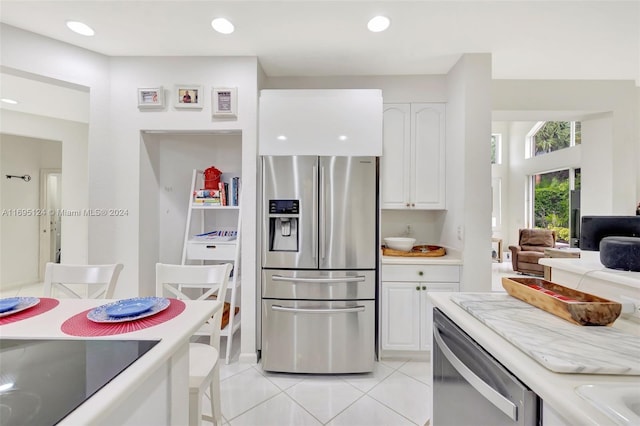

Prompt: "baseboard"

[239,352,258,364]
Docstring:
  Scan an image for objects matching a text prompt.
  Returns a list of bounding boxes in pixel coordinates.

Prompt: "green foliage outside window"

[534,122,571,156]
[534,173,570,242]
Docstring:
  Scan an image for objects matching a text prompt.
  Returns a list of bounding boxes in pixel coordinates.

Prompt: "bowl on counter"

[384,237,416,252]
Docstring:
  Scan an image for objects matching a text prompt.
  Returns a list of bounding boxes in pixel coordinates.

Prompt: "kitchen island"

[428,292,640,425]
[0,298,221,425]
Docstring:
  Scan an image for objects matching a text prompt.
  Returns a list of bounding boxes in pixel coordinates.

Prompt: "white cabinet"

[381,103,446,209]
[381,264,459,352]
[259,89,383,156]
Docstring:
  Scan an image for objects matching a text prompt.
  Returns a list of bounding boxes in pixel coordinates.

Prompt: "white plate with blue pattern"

[0,297,40,317]
[87,297,170,323]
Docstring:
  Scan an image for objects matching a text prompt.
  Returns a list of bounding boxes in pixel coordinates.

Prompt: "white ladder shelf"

[181,169,241,364]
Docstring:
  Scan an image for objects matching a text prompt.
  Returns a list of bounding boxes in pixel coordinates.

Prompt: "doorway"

[39,169,62,277]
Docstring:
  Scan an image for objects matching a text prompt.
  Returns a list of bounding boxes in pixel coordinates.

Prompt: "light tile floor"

[3,262,519,425]
[212,354,431,426]
[209,262,519,426]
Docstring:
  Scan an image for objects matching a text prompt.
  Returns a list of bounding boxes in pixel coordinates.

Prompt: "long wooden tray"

[382,245,446,257]
[502,277,622,326]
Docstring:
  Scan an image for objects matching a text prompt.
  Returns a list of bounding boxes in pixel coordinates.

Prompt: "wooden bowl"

[502,277,622,326]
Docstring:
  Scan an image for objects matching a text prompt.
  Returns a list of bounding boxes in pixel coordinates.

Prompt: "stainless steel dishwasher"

[432,309,540,426]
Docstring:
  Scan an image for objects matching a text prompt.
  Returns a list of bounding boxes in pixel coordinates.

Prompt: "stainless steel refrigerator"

[260,155,378,373]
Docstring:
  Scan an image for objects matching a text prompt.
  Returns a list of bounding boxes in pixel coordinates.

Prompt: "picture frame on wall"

[174,85,203,109]
[212,87,237,118]
[137,87,164,109]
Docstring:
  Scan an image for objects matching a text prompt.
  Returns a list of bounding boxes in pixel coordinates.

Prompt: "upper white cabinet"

[381,103,446,209]
[259,89,383,156]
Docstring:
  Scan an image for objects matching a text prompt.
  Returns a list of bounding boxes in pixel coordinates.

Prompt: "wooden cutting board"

[382,245,446,257]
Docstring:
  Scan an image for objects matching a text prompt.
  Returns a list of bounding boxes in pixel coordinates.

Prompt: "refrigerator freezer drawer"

[261,299,375,373]
[262,269,376,300]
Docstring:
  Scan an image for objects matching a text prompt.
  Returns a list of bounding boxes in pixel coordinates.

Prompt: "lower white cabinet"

[381,264,459,352]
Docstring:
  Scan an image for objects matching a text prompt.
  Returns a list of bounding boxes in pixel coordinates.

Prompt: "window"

[529,168,581,244]
[491,133,502,164]
[526,121,581,158]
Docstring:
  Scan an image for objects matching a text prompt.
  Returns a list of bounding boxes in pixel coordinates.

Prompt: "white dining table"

[0,297,222,426]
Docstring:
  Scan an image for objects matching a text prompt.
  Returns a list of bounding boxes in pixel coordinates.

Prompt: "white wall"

[0,110,89,274]
[2,26,261,363]
[580,114,614,216]
[109,56,259,363]
[493,80,638,216]
[1,24,110,266]
[444,54,493,292]
[491,121,511,243]
[0,134,61,287]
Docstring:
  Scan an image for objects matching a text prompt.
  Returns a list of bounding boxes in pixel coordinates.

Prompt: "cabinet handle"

[422,286,426,290]
[406,203,410,207]
[418,271,424,276]
[411,203,415,207]
[416,286,420,291]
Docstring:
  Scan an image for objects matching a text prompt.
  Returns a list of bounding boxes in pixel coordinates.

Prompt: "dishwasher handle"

[433,325,518,421]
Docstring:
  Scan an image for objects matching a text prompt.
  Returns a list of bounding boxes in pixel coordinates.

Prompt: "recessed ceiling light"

[338,135,348,141]
[367,16,390,33]
[1,98,18,105]
[211,18,234,34]
[276,135,287,141]
[66,21,95,36]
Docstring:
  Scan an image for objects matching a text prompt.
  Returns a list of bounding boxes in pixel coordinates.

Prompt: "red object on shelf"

[204,166,222,190]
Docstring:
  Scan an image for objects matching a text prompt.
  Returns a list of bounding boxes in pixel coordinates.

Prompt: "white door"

[381,281,421,351]
[420,283,458,351]
[381,104,411,208]
[411,103,446,209]
[39,169,61,278]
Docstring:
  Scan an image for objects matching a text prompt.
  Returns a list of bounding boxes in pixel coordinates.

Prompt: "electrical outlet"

[457,226,464,241]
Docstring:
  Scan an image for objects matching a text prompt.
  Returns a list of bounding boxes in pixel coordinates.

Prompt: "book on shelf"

[193,197,221,205]
[191,229,238,242]
[194,189,220,198]
[230,176,240,206]
[218,182,228,206]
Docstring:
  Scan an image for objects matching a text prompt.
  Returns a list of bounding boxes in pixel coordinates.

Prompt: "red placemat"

[0,298,60,325]
[61,299,186,337]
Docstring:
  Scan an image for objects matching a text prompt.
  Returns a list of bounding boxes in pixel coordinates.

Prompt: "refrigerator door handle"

[433,324,518,421]
[271,305,366,314]
[319,164,326,261]
[272,275,366,283]
[312,164,318,261]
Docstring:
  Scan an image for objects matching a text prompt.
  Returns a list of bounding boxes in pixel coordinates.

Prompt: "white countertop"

[428,292,640,426]
[0,298,221,425]
[381,247,463,265]
[539,251,640,289]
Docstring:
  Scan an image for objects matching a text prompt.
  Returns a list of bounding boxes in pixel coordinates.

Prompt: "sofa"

[508,229,556,276]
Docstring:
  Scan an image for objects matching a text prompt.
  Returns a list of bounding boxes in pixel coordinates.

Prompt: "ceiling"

[0,0,638,81]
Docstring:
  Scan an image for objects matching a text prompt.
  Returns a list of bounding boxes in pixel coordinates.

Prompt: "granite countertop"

[381,246,463,265]
[428,292,640,426]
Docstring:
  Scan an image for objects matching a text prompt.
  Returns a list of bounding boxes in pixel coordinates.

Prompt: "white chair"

[155,262,232,426]
[43,262,124,299]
